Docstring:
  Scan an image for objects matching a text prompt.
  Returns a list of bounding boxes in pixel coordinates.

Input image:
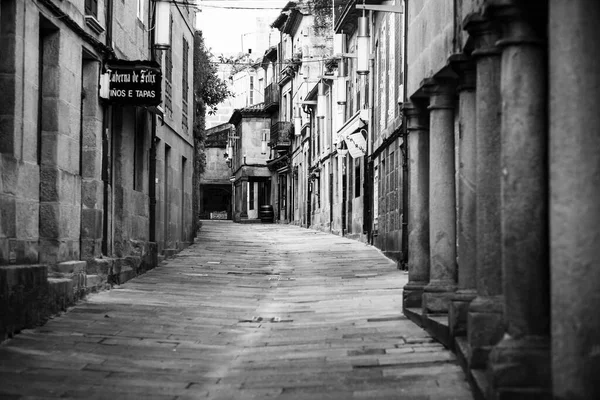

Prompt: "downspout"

[148,1,157,247]
[401,0,409,268]
[101,0,114,256]
[364,10,375,243]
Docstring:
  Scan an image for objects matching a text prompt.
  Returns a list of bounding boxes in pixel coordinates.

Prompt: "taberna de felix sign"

[99,60,162,106]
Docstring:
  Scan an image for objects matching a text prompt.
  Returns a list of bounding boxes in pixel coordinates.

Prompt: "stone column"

[487,2,551,397]
[549,1,600,399]
[240,176,248,219]
[401,102,430,310]
[422,80,457,314]
[448,54,477,338]
[464,14,505,369]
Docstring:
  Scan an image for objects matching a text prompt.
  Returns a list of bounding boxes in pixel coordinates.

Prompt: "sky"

[196,0,290,57]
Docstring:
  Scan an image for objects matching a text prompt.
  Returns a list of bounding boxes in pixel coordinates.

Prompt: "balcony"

[263,83,279,113]
[270,121,293,150]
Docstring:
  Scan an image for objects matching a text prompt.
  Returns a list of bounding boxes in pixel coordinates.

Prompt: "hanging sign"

[100,60,162,106]
[342,128,367,158]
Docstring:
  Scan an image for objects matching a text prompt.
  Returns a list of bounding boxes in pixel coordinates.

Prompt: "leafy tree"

[192,31,232,232]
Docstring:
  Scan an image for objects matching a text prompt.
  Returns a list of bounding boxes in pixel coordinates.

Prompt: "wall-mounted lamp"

[317,81,327,119]
[337,76,347,105]
[154,0,171,50]
[356,11,370,75]
[294,106,303,135]
[334,33,347,57]
[261,129,269,155]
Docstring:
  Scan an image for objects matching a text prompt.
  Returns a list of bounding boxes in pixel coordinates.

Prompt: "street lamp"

[154,0,171,50]
[356,10,370,75]
[261,129,269,155]
[317,80,327,119]
[294,106,303,136]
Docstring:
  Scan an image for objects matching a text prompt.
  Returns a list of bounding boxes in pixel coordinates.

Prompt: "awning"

[337,110,367,158]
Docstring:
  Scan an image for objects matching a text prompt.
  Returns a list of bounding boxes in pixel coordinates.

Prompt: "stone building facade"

[400,0,600,399]
[0,0,194,339]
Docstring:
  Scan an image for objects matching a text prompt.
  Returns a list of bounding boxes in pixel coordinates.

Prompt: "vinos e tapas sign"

[100,60,162,106]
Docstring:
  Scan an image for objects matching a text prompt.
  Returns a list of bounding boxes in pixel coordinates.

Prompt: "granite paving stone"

[0,221,473,399]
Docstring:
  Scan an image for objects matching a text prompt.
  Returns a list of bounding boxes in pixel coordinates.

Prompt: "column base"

[403,281,427,327]
[449,289,477,338]
[488,335,551,400]
[467,295,505,369]
[422,281,456,314]
[403,281,427,308]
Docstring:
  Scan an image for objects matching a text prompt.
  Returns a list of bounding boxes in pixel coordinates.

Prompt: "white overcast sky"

[196,0,289,56]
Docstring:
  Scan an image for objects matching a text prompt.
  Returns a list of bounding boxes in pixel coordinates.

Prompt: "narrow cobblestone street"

[0,221,473,399]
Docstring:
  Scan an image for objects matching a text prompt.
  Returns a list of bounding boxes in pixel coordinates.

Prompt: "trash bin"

[259,205,274,223]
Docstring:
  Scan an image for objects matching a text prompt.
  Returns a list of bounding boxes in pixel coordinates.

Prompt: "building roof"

[334,0,386,34]
[271,2,297,29]
[205,123,233,148]
[228,103,269,125]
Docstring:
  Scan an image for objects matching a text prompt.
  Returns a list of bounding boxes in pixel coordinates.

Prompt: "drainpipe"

[148,1,158,247]
[401,0,409,268]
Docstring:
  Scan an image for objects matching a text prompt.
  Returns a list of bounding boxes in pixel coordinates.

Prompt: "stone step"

[423,313,451,348]
[47,277,75,314]
[86,274,104,290]
[52,260,86,274]
[163,249,178,258]
[403,306,423,327]
[1,264,50,340]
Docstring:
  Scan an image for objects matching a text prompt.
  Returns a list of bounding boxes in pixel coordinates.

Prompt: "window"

[182,37,189,132]
[164,17,173,116]
[249,76,254,105]
[85,0,98,17]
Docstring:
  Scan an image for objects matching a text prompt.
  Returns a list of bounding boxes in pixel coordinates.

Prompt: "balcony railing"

[263,83,279,113]
[270,121,293,149]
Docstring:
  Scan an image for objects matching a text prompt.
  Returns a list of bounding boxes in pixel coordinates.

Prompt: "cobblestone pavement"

[0,221,473,400]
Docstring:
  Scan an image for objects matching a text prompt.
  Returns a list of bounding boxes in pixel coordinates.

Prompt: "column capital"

[484,0,545,47]
[463,13,501,57]
[448,53,476,92]
[401,102,429,132]
[422,78,456,110]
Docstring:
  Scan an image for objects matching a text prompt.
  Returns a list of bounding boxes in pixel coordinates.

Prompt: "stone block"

[8,239,39,265]
[0,195,17,238]
[0,74,16,111]
[0,238,9,264]
[39,166,59,202]
[47,277,74,314]
[468,309,505,369]
[38,238,59,264]
[80,238,102,260]
[87,257,114,276]
[53,260,86,274]
[58,204,80,239]
[0,264,49,340]
[0,116,15,155]
[39,202,59,238]
[422,290,454,314]
[0,155,19,195]
[17,162,40,200]
[81,179,103,209]
[16,200,39,239]
[41,97,59,132]
[81,149,99,179]
[81,208,102,239]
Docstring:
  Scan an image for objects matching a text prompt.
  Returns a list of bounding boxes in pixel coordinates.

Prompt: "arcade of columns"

[401,1,600,399]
